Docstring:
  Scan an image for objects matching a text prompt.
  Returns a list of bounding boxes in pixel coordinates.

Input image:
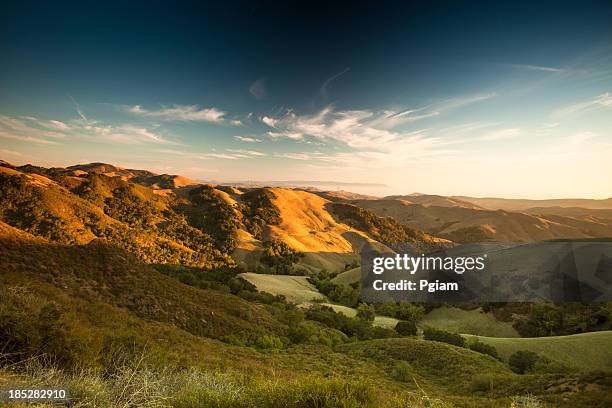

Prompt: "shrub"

[356,304,376,323]
[395,320,417,336]
[509,351,539,374]
[423,327,465,347]
[510,394,543,408]
[468,341,500,360]
[254,334,285,350]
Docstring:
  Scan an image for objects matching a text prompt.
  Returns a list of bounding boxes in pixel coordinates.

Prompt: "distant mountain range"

[2,159,611,273]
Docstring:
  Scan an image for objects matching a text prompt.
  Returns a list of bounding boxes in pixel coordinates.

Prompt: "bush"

[509,351,539,374]
[510,395,543,408]
[468,340,500,360]
[395,320,417,336]
[254,334,285,350]
[356,304,376,323]
[423,327,465,347]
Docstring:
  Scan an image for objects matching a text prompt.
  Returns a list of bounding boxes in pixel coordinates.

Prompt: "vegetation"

[463,331,612,371]
[260,239,304,274]
[395,320,418,336]
[310,273,360,307]
[239,188,281,239]
[304,305,397,340]
[512,303,612,337]
[330,203,442,252]
[509,351,540,374]
[468,340,501,360]
[3,163,612,407]
[420,306,520,338]
[423,328,465,347]
[186,185,242,252]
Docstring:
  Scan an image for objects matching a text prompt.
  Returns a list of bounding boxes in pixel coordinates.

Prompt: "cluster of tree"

[260,239,304,274]
[330,203,438,252]
[0,174,79,244]
[304,304,396,340]
[484,302,612,337]
[104,186,158,229]
[373,301,427,322]
[508,350,539,374]
[423,327,502,361]
[186,185,242,252]
[309,275,360,307]
[423,327,465,347]
[239,189,281,239]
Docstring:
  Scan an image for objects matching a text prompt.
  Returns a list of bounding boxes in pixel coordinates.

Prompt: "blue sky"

[1,1,611,198]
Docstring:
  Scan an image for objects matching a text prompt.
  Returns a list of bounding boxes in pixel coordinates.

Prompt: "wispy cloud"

[478,128,521,141]
[508,64,567,73]
[234,135,262,143]
[552,92,612,118]
[259,106,456,168]
[226,148,266,157]
[377,93,496,129]
[259,99,498,151]
[0,114,177,146]
[69,95,88,121]
[274,152,317,161]
[249,78,267,99]
[0,116,65,145]
[127,104,228,123]
[320,67,350,98]
[567,131,598,144]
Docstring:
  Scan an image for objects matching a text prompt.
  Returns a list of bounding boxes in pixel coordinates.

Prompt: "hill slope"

[351,198,612,242]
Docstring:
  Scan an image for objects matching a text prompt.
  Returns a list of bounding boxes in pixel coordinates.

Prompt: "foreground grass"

[464,331,612,371]
[0,356,455,408]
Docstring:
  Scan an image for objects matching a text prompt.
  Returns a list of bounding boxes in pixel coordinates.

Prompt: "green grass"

[420,307,520,338]
[464,331,612,371]
[331,267,361,285]
[239,273,399,329]
[0,355,451,408]
[239,272,327,304]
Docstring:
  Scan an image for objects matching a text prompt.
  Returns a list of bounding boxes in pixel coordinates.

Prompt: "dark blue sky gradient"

[1,1,611,114]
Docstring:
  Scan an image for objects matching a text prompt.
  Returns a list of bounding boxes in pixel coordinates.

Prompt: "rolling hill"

[453,195,612,212]
[2,160,612,407]
[464,331,612,371]
[350,198,612,242]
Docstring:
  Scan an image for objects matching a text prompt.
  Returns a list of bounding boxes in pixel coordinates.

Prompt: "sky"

[1,1,611,198]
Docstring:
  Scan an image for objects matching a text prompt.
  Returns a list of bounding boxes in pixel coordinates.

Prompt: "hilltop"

[0,161,447,275]
[348,197,612,243]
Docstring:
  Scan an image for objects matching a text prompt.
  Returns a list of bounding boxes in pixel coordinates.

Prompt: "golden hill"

[385,194,484,209]
[452,195,612,211]
[2,161,449,275]
[351,198,612,242]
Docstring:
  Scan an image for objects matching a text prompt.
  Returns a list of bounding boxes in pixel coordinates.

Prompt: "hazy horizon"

[1,2,611,199]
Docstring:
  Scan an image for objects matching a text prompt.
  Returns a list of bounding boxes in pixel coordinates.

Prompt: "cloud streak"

[0,114,178,146]
[320,67,350,98]
[508,64,567,73]
[127,104,229,123]
[552,92,612,118]
[234,135,262,143]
